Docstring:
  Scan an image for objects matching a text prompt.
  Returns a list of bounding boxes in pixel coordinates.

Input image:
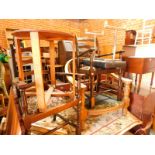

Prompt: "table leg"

[89,53,95,109]
[150,72,154,88]
[137,74,142,93]
[118,69,123,101]
[135,74,138,86]
[133,74,138,93]
[30,32,46,112]
[89,71,95,109]
[96,73,101,92]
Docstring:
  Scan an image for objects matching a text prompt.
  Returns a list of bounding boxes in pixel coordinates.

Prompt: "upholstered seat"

[79,56,127,108]
[82,58,126,69]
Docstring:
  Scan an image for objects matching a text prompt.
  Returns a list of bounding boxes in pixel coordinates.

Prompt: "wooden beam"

[30,32,46,112]
[14,38,24,80]
[49,41,56,85]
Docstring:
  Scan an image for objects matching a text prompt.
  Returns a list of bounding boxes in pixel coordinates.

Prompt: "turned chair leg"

[76,101,81,135]
[118,69,123,101]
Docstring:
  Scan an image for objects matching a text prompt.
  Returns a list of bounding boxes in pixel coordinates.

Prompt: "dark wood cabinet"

[125,30,136,45]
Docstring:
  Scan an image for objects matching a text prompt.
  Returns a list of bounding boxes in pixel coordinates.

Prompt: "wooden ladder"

[134,24,154,45]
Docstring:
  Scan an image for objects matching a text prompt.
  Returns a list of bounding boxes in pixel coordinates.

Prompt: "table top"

[12,29,74,40]
[123,43,155,48]
[124,56,155,59]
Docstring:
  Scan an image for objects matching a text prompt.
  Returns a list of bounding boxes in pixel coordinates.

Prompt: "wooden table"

[12,29,76,112]
[124,57,155,93]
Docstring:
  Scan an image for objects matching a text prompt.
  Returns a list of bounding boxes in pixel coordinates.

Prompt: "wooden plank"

[49,41,56,85]
[30,32,46,112]
[14,38,24,80]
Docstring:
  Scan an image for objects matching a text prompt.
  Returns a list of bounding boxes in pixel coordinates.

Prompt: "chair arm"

[64,59,87,89]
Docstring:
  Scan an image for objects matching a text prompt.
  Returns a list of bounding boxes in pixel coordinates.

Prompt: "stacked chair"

[1,29,86,135]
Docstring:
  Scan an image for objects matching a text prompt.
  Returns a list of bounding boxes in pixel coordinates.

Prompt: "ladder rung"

[144,25,154,28]
[137,29,152,32]
[137,37,152,39]
[77,37,94,41]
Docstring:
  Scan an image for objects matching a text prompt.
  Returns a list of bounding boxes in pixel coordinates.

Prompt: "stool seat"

[82,58,126,69]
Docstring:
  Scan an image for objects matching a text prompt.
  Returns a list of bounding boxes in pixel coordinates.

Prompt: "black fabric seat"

[82,58,126,69]
[80,57,127,108]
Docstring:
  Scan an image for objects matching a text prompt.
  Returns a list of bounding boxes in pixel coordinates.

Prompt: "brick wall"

[0,19,81,49]
[79,19,146,55]
[79,19,155,57]
[1,19,155,56]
